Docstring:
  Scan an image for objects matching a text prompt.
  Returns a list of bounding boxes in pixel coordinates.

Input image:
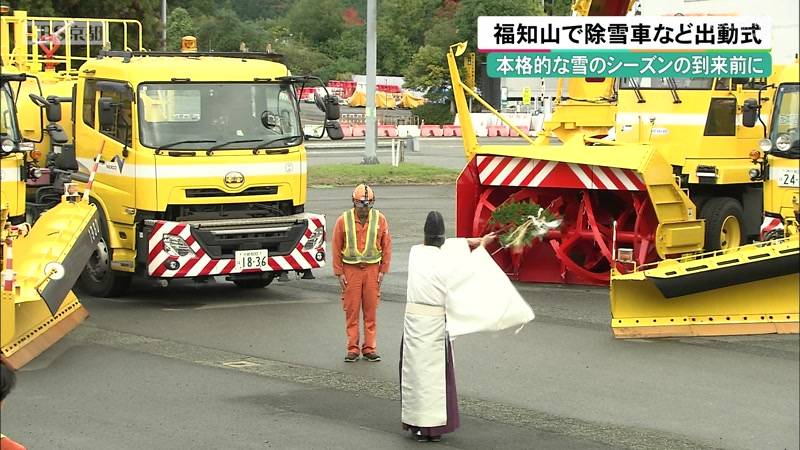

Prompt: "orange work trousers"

[341,262,381,354]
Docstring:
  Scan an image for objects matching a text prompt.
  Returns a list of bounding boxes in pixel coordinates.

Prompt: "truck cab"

[752,63,800,238]
[66,50,337,296]
[1,69,28,222]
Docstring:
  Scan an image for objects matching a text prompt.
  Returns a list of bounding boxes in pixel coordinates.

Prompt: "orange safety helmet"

[352,183,375,205]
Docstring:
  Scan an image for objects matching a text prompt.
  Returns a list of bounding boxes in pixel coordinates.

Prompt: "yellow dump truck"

[2,10,342,297]
[2,68,98,369]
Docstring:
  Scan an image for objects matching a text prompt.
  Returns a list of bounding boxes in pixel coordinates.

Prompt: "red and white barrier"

[420,125,443,137]
[377,124,398,137]
[3,234,14,292]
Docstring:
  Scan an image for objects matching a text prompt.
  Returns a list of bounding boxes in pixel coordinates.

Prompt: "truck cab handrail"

[97,50,286,65]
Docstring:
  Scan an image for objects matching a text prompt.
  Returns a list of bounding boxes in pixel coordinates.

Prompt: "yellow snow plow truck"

[609,62,800,338]
[1,68,99,369]
[2,10,343,297]
[449,46,796,274]
[446,27,798,336]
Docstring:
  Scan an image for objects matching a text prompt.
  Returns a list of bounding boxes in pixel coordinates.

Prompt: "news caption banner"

[478,16,772,78]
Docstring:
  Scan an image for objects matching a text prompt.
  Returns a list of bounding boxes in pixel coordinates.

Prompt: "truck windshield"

[769,83,799,159]
[0,85,20,142]
[137,82,301,150]
[620,78,713,90]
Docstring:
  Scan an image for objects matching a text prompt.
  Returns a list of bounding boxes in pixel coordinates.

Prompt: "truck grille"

[191,219,308,258]
[185,186,278,198]
[166,201,303,222]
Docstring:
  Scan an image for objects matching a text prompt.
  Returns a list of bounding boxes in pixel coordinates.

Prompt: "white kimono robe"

[401,238,534,428]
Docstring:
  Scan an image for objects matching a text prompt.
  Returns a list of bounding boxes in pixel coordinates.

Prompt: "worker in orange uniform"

[332,184,392,362]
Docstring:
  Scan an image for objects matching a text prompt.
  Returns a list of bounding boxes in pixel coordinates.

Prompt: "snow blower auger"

[1,188,99,369]
[448,42,705,286]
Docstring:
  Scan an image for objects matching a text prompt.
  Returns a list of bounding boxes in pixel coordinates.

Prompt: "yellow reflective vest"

[341,208,383,264]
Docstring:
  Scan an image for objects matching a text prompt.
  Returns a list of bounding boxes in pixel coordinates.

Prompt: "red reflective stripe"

[175,256,203,277]
[483,156,513,184]
[625,169,647,190]
[151,262,169,277]
[148,240,165,261]
[598,166,625,190]
[518,160,545,186]
[149,221,165,239]
[577,164,596,189]
[499,158,529,185]
[300,250,318,267]
[196,260,215,276]
[268,258,283,271]
[220,260,236,274]
[476,155,493,173]
[283,254,302,269]
[171,223,187,235]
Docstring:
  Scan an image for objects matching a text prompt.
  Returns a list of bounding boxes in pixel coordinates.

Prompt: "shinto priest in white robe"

[400,237,535,431]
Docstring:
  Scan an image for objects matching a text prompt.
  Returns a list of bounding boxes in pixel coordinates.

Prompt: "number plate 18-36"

[235,249,270,270]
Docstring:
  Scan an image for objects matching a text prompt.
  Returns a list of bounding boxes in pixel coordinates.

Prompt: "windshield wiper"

[156,139,217,155]
[665,78,682,104]
[629,78,646,103]
[252,135,304,153]
[206,139,263,155]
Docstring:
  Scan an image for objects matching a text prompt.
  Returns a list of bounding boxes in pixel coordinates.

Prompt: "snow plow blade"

[1,200,99,369]
[610,237,799,338]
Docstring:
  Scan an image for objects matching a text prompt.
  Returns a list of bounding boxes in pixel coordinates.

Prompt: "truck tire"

[76,210,132,297]
[232,275,274,289]
[700,197,745,252]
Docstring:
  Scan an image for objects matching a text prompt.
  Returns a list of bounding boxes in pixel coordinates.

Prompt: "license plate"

[235,249,270,270]
[773,167,799,187]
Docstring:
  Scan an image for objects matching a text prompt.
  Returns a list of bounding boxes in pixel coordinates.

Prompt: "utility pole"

[363,0,379,164]
[161,0,167,51]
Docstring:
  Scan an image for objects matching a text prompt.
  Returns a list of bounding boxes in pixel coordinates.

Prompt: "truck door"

[76,79,136,228]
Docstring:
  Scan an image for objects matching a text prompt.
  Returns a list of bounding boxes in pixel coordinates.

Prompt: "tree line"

[9,0,571,94]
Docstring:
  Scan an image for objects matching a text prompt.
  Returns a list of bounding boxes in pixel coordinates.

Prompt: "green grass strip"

[309,163,459,186]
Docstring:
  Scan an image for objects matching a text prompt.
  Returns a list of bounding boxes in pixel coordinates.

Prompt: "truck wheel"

[700,197,745,251]
[232,275,274,289]
[77,214,132,297]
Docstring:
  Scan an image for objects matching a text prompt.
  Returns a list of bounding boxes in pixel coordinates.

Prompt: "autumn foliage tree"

[9,0,555,86]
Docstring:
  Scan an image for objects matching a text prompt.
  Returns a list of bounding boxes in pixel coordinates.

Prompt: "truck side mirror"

[45,97,62,123]
[325,121,344,140]
[98,96,115,131]
[324,96,341,121]
[312,92,342,121]
[742,98,758,128]
[29,92,62,123]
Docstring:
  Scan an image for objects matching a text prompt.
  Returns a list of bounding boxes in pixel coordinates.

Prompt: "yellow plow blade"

[1,200,99,368]
[610,237,799,338]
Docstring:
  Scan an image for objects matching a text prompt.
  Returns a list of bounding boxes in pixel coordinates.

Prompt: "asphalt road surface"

[3,186,798,450]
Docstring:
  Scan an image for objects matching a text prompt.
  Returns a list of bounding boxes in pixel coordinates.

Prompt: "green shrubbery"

[412,103,453,125]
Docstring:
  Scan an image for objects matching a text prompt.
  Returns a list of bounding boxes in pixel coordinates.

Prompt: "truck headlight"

[758,138,773,153]
[748,168,761,179]
[163,234,195,257]
[776,133,792,152]
[303,227,324,250]
[1,139,15,153]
